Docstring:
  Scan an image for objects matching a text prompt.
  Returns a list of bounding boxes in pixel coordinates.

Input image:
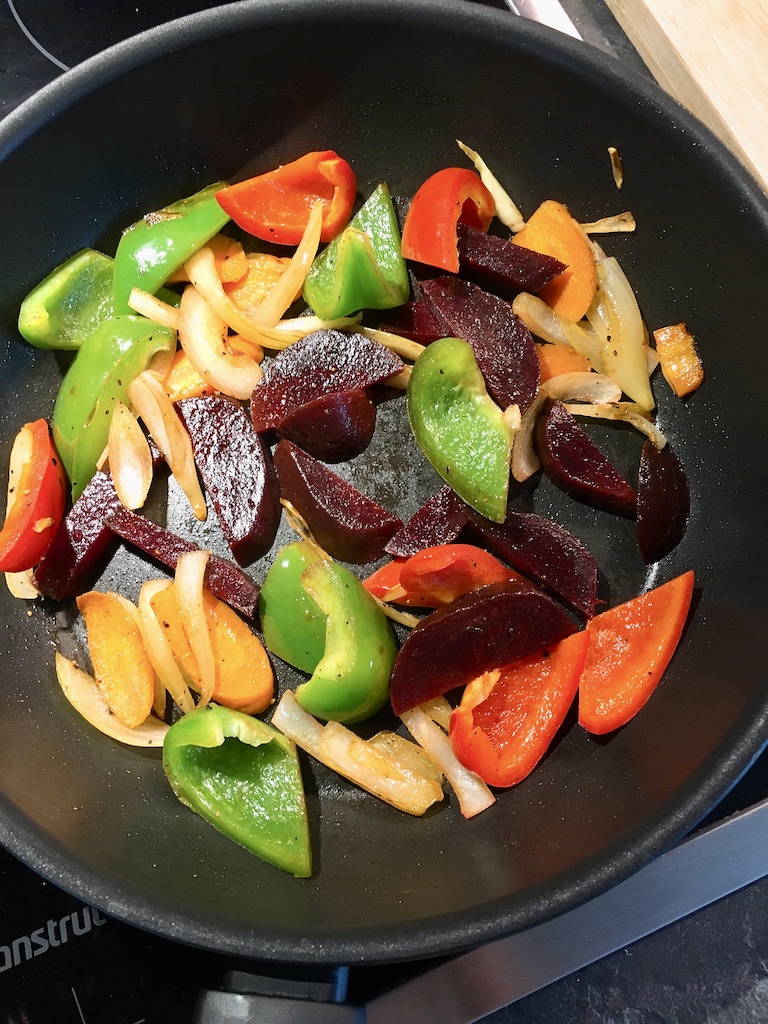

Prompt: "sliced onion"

[456,139,526,232]
[541,371,622,405]
[137,580,195,715]
[252,199,323,326]
[564,402,668,449]
[368,730,444,783]
[512,292,604,369]
[511,390,547,483]
[586,243,654,411]
[5,569,40,599]
[174,550,216,708]
[128,287,181,330]
[127,370,207,520]
[178,284,263,399]
[55,651,169,748]
[581,211,636,234]
[108,400,153,510]
[418,696,453,732]
[272,691,444,816]
[400,706,495,819]
[360,326,426,363]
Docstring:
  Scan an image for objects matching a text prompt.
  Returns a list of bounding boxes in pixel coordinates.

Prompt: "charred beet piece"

[465,509,598,619]
[106,507,259,618]
[637,439,690,563]
[277,389,377,463]
[34,469,121,601]
[250,329,403,461]
[385,484,471,557]
[176,395,281,566]
[389,578,578,714]
[457,222,566,299]
[273,440,403,564]
[420,276,540,412]
[536,399,637,518]
[375,300,448,343]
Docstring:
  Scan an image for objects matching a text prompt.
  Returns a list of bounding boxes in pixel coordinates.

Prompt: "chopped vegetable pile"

[3,143,702,877]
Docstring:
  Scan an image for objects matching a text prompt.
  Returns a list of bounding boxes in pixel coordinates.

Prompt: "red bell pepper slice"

[215,150,356,246]
[449,630,591,788]
[0,418,67,573]
[362,543,512,607]
[578,570,694,735]
[400,167,495,273]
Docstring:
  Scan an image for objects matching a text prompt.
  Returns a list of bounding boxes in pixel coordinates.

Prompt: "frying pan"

[1,0,767,968]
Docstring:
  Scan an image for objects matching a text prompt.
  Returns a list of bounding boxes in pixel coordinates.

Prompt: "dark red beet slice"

[176,395,281,566]
[273,440,403,564]
[34,469,121,601]
[420,276,540,412]
[457,222,566,298]
[277,389,377,463]
[250,329,403,438]
[465,509,598,619]
[637,439,690,563]
[536,399,637,518]
[106,508,259,618]
[375,300,448,343]
[389,579,578,714]
[385,485,471,557]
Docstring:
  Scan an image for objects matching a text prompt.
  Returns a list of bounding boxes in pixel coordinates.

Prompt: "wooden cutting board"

[604,0,768,194]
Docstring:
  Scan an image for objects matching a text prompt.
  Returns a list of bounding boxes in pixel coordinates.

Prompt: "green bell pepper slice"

[296,557,396,724]
[52,314,176,500]
[18,249,115,351]
[112,182,231,314]
[163,704,311,877]
[302,182,409,319]
[407,335,513,524]
[258,541,328,673]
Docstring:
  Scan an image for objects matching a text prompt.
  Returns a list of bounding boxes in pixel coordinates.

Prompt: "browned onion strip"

[127,370,207,520]
[174,550,216,708]
[456,139,526,232]
[272,691,444,816]
[253,199,323,326]
[108,400,153,511]
[128,287,181,330]
[581,211,636,234]
[512,292,604,369]
[400,707,495,819]
[564,401,668,449]
[5,568,39,599]
[137,580,195,715]
[541,371,622,405]
[511,390,547,483]
[360,326,426,363]
[178,284,263,400]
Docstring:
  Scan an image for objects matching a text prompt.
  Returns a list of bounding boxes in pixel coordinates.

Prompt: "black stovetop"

[3,3,768,1023]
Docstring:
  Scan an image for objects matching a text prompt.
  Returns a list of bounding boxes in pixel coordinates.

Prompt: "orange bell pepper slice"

[0,418,67,573]
[449,630,591,787]
[215,150,357,246]
[578,570,694,734]
[400,167,495,273]
[653,322,704,398]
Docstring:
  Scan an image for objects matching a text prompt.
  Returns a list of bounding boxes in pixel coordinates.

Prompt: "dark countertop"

[2,2,768,1022]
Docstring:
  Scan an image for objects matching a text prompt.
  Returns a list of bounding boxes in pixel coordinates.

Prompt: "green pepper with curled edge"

[163,704,311,877]
[259,542,397,724]
[302,182,409,319]
[112,182,230,314]
[52,314,175,500]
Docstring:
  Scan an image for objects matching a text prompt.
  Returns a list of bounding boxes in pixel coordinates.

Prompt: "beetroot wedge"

[389,579,578,714]
[273,439,403,564]
[34,469,121,601]
[176,395,281,566]
[385,485,471,557]
[637,439,690,563]
[277,389,377,463]
[250,329,403,462]
[465,509,598,619]
[106,508,260,618]
[375,300,448,343]
[457,222,566,298]
[536,399,637,518]
[420,276,540,412]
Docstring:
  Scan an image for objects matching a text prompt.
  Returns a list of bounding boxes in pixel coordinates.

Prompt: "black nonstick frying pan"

[0,0,767,968]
